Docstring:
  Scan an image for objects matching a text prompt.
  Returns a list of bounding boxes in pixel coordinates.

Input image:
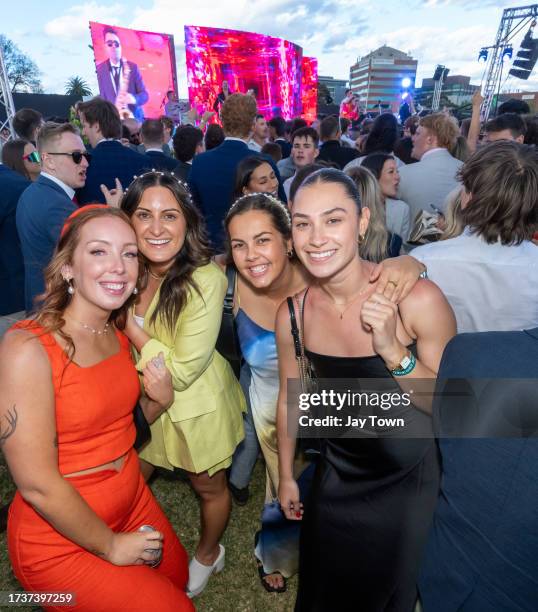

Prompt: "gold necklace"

[324,283,372,319]
[148,270,166,281]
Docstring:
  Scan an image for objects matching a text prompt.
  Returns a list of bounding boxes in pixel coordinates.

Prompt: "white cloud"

[34,0,538,96]
[44,2,126,40]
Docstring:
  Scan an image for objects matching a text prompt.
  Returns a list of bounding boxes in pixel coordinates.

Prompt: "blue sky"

[4,0,538,97]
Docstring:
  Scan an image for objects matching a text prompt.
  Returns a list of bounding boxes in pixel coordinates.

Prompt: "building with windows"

[318,75,348,106]
[349,46,417,112]
[415,75,480,109]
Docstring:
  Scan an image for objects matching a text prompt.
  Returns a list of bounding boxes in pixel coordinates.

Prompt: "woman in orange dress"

[0,206,193,612]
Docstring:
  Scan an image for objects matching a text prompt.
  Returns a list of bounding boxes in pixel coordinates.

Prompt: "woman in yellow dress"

[121,171,245,598]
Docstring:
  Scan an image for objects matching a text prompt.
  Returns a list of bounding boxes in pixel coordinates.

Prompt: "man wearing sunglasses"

[16,122,88,313]
[95,27,148,123]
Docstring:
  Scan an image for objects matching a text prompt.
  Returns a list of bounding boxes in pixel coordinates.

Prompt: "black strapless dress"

[295,347,440,612]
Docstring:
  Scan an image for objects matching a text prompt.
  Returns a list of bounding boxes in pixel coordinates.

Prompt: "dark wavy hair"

[224,193,291,264]
[458,141,538,245]
[361,152,394,180]
[362,113,399,156]
[121,171,212,332]
[232,155,275,200]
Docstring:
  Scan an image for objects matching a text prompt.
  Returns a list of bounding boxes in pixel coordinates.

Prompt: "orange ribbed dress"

[7,321,193,612]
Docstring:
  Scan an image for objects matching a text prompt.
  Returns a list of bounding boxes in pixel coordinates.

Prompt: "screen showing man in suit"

[90,21,177,122]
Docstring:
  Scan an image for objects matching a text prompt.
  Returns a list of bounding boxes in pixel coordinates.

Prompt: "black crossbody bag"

[215,265,242,378]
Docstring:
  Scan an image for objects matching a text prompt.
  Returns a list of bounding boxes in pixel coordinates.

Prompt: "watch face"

[400,355,412,369]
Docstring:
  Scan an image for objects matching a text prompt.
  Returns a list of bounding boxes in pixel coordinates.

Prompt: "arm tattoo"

[0,405,18,447]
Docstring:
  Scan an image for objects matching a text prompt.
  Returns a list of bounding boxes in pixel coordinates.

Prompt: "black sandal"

[254,532,287,593]
[256,558,287,593]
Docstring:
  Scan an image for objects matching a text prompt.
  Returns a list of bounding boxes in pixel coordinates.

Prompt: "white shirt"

[40,172,75,200]
[109,62,122,94]
[420,147,446,160]
[283,174,296,200]
[411,228,538,333]
[247,139,263,152]
[224,137,248,144]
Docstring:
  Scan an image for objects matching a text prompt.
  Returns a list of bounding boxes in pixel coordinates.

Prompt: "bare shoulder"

[0,328,51,378]
[399,279,455,332]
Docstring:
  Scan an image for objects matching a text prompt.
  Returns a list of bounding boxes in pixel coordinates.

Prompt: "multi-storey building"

[415,75,480,108]
[349,46,417,112]
[318,75,348,106]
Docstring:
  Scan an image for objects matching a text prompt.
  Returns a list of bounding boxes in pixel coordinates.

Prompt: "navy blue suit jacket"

[96,60,148,122]
[419,329,538,612]
[0,165,30,315]
[188,139,286,249]
[16,175,76,312]
[77,140,151,204]
[144,150,179,173]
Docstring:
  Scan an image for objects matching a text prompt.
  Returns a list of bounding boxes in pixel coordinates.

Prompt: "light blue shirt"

[412,228,538,333]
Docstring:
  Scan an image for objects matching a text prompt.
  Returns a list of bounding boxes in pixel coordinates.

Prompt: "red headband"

[60,204,109,239]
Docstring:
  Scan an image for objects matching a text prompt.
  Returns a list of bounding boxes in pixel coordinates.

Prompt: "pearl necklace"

[78,321,110,335]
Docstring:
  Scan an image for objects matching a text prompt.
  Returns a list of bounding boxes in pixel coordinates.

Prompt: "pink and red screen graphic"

[89,21,177,120]
[184,25,317,121]
[302,57,318,123]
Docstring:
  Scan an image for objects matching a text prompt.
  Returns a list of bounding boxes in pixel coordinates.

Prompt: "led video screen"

[302,57,318,122]
[184,25,306,120]
[89,21,177,121]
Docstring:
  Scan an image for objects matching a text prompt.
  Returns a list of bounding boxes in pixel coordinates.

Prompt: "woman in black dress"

[275,168,456,611]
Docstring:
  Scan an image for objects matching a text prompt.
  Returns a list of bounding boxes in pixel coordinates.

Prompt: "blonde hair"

[440,188,464,240]
[37,121,79,153]
[345,166,388,263]
[419,113,459,151]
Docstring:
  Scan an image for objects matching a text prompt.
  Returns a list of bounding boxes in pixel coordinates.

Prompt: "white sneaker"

[186,544,225,598]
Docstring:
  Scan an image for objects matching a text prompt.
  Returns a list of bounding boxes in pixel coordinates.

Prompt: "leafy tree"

[65,76,92,97]
[0,35,42,93]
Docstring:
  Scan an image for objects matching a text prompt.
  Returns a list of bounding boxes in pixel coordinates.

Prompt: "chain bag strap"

[287,295,316,393]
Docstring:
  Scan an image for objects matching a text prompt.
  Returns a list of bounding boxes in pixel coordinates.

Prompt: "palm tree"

[65,76,92,97]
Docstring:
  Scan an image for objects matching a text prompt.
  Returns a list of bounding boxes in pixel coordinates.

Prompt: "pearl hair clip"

[125,170,191,195]
[227,192,291,227]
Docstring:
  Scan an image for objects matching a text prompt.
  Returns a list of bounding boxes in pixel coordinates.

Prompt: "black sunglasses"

[45,152,91,164]
[106,41,120,48]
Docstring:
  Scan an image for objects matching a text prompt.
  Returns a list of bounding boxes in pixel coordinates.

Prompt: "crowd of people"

[0,87,537,612]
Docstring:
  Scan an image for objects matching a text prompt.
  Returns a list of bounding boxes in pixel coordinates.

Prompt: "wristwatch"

[388,350,417,376]
[387,350,412,372]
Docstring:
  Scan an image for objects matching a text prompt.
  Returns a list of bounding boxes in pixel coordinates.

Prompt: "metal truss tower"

[481,4,538,122]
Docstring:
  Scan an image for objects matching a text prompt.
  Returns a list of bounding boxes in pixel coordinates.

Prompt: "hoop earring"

[357,234,364,245]
[287,249,294,259]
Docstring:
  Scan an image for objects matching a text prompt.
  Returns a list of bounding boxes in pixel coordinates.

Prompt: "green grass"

[0,456,296,611]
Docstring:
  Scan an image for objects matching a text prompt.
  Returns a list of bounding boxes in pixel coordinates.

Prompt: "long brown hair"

[34,207,137,360]
[1,139,30,179]
[121,171,212,332]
